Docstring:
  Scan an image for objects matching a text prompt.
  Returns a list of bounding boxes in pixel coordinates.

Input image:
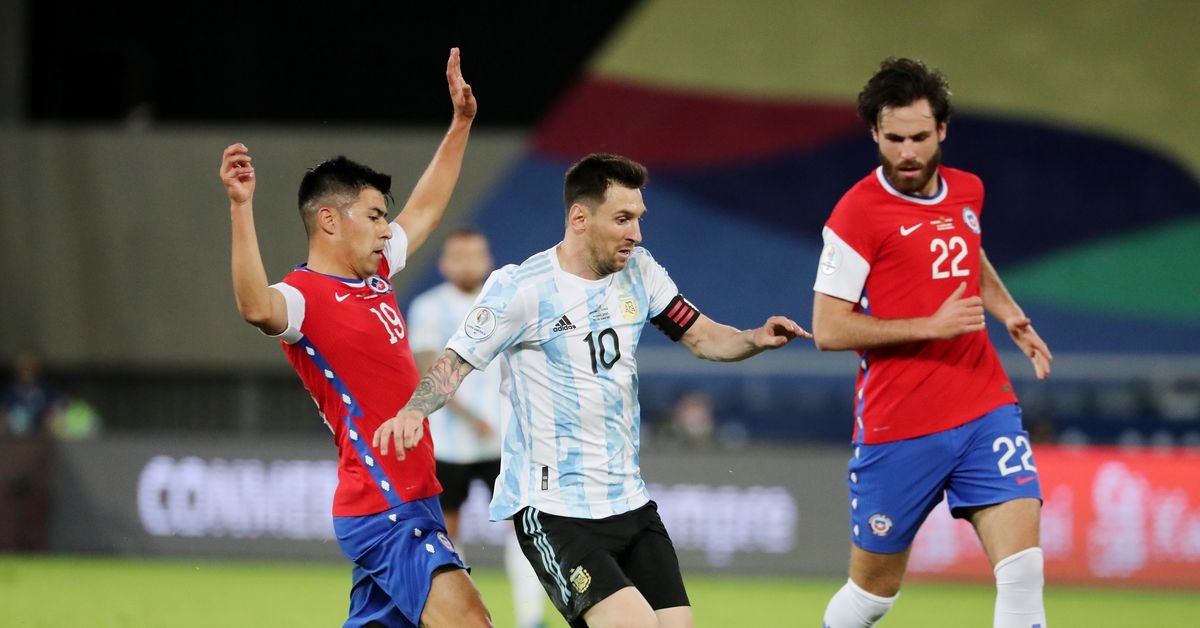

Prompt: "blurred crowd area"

[4,352,1197,450]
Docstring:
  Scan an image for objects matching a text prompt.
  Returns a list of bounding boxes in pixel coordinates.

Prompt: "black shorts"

[435,458,500,511]
[514,501,689,627]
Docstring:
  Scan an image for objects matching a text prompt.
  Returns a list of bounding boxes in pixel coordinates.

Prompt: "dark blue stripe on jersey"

[853,291,871,444]
[297,337,403,509]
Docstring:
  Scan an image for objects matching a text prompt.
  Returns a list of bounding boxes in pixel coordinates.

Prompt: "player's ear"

[567,202,590,233]
[937,122,947,143]
[317,206,338,235]
[869,125,880,144]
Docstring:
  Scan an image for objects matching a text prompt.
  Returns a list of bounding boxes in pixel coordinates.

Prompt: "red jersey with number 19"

[813,166,1017,445]
[269,223,439,517]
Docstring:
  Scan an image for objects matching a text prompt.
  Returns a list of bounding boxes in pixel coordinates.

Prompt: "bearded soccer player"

[812,57,1053,628]
[220,49,493,628]
[376,153,809,628]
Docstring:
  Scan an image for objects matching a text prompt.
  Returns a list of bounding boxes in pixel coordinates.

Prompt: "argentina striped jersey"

[446,246,680,521]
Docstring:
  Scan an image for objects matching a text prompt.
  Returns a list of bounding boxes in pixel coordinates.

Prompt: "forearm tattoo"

[403,350,471,417]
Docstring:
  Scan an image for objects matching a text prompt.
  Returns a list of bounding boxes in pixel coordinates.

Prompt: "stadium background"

[1,0,1198,608]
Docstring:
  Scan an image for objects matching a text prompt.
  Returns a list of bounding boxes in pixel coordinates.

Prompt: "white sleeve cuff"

[266,283,305,345]
[813,226,869,303]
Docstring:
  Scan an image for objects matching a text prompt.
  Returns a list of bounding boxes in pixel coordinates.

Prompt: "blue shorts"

[846,404,1043,554]
[333,496,468,628]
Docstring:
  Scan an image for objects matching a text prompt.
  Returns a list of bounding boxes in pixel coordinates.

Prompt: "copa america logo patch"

[869,513,893,537]
[464,306,497,340]
[366,275,392,294]
[962,206,981,234]
[819,243,841,275]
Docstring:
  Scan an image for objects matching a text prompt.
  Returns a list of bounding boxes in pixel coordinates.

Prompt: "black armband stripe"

[651,294,701,342]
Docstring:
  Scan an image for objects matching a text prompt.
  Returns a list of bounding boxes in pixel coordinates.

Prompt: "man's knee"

[994,546,1044,590]
[822,578,897,628]
[993,547,1046,628]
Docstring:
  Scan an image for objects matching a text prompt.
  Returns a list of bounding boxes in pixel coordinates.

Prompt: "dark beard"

[586,242,625,278]
[590,257,622,277]
[880,147,941,196]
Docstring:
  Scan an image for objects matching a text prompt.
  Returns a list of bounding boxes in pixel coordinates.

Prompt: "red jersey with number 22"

[813,166,1017,445]
[270,223,439,516]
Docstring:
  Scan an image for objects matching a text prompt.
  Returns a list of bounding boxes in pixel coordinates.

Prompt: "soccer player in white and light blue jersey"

[375,154,810,628]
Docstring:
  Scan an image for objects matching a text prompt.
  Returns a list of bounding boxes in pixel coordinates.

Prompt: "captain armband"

[650,294,701,342]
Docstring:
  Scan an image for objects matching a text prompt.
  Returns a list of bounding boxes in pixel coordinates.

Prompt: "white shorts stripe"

[523,508,570,605]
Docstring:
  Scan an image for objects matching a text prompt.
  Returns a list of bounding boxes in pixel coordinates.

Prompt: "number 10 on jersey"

[583,328,621,374]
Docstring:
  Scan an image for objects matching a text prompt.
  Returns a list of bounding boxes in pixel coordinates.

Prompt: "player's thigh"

[421,565,491,628]
[581,586,659,628]
[965,497,1042,566]
[622,502,690,612]
[580,587,695,628]
[654,605,695,628]
[848,543,912,597]
[345,563,410,628]
[946,404,1043,512]
[334,498,468,627]
[848,434,956,554]
[513,506,637,627]
[945,404,1043,562]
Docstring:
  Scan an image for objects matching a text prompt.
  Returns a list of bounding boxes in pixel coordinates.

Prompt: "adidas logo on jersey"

[551,315,576,332]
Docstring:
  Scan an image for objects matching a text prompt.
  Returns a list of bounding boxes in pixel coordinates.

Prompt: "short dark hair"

[563,153,648,217]
[297,156,393,236]
[444,225,485,241]
[857,57,954,129]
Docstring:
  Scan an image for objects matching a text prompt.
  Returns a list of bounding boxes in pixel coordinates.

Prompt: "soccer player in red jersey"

[220,49,492,628]
[812,58,1053,628]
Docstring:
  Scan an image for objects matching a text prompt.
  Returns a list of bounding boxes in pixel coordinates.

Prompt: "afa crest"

[620,295,638,322]
[569,565,591,593]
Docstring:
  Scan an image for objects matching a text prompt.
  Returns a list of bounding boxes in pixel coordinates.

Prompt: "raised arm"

[373,349,477,459]
[980,250,1052,379]
[812,281,986,352]
[679,314,810,362]
[393,47,479,255]
[221,143,288,335]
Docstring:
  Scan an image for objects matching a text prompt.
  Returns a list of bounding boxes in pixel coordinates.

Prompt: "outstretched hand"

[754,315,812,349]
[220,143,256,205]
[446,47,477,121]
[1007,316,1053,380]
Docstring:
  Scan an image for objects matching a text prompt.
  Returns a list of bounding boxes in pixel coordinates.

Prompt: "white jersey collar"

[874,166,948,205]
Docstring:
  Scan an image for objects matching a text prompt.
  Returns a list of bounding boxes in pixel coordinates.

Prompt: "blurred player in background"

[220,48,492,628]
[407,227,547,628]
[1,349,63,439]
[811,57,1052,628]
[375,153,810,628]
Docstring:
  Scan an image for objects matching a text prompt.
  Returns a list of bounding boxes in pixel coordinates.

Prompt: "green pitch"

[1,554,1195,627]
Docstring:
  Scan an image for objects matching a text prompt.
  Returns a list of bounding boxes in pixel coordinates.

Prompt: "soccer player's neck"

[555,240,603,281]
[305,248,365,281]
